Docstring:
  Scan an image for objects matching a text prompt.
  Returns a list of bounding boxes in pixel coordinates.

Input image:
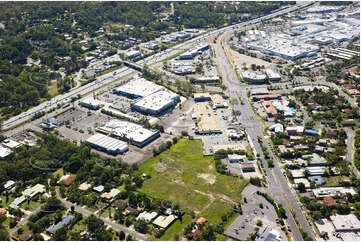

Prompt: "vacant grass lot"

[138,138,248,239]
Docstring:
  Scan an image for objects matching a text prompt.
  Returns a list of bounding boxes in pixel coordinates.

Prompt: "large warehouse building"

[85,133,129,155]
[113,76,180,116]
[97,119,160,147]
[112,76,164,99]
[132,89,180,116]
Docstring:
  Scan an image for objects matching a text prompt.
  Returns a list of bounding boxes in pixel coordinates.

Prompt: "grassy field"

[48,80,58,97]
[138,138,248,239]
[324,176,350,187]
[139,139,248,213]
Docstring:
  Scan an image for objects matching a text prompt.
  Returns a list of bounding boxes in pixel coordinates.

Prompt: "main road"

[213,31,315,240]
[2,2,313,131]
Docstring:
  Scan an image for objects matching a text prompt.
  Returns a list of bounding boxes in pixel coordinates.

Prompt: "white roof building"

[136,211,158,222]
[256,226,282,241]
[133,89,180,115]
[85,133,129,155]
[330,214,360,232]
[0,145,12,159]
[313,187,356,198]
[265,69,281,81]
[269,123,284,133]
[228,154,247,163]
[81,97,104,110]
[286,126,304,134]
[4,180,15,190]
[2,139,22,149]
[97,119,160,147]
[113,76,164,98]
[241,70,266,83]
[10,195,26,209]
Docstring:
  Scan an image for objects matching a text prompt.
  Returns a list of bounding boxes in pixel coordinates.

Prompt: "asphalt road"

[8,206,43,236]
[346,129,359,178]
[57,196,148,241]
[2,2,313,131]
[214,31,315,240]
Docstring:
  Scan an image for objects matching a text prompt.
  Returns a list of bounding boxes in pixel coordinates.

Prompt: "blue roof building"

[308,176,326,186]
[47,214,74,234]
[305,129,320,136]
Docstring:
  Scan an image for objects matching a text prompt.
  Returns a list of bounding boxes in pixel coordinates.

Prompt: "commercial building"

[0,145,12,159]
[241,70,266,84]
[268,123,284,133]
[179,43,209,59]
[294,178,311,188]
[245,34,319,60]
[256,226,282,241]
[286,126,304,135]
[97,119,160,148]
[228,154,247,163]
[2,139,22,149]
[147,44,159,50]
[132,89,180,116]
[81,97,103,110]
[47,214,74,235]
[85,133,129,155]
[262,101,277,117]
[290,169,304,178]
[126,50,141,59]
[251,87,269,96]
[252,94,281,101]
[306,5,346,13]
[169,61,196,75]
[265,69,281,81]
[113,77,163,99]
[194,93,211,102]
[192,76,220,83]
[312,187,356,198]
[210,94,226,109]
[330,214,360,232]
[228,129,245,139]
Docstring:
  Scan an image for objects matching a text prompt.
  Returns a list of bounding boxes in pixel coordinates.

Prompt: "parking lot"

[53,106,175,164]
[224,185,287,241]
[195,107,248,155]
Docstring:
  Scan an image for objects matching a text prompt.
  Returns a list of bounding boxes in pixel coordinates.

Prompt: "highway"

[214,29,315,241]
[2,1,313,131]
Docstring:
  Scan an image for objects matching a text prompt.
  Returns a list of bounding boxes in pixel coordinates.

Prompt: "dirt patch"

[154,162,167,173]
[197,173,216,185]
[229,48,271,69]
